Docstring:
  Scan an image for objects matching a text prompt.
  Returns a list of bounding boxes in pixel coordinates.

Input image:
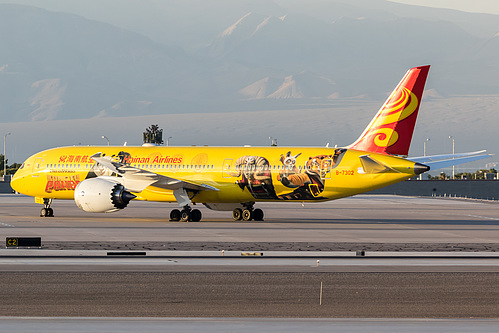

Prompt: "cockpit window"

[20,163,24,169]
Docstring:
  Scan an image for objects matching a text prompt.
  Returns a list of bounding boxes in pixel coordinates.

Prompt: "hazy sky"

[1,0,499,15]
[390,0,499,14]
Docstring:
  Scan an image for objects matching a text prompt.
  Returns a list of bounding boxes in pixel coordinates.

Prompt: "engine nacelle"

[74,178,136,213]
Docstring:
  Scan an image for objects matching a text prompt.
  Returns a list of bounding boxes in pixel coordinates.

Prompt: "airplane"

[10,65,490,221]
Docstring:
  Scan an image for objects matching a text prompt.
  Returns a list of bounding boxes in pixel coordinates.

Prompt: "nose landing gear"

[40,198,54,217]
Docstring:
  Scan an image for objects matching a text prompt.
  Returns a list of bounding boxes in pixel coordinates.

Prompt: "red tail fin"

[349,65,430,156]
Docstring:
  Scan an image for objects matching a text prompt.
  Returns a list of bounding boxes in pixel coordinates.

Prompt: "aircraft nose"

[414,163,430,175]
[10,172,21,193]
[10,169,26,194]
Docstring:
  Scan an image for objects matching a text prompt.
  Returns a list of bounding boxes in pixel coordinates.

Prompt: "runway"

[1,194,499,320]
[1,318,499,333]
[1,271,498,318]
[1,250,499,272]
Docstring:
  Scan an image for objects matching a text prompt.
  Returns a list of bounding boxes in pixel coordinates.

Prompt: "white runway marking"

[466,214,499,221]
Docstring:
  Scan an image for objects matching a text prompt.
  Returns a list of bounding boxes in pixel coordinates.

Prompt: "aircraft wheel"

[191,209,202,222]
[253,208,264,221]
[180,210,191,222]
[170,209,181,221]
[232,208,243,221]
[40,208,47,217]
[47,208,54,217]
[242,209,253,221]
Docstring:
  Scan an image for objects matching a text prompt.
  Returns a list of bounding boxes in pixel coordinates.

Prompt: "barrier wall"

[0,182,13,193]
[368,180,499,200]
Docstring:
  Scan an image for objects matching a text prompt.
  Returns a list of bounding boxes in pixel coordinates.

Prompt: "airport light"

[449,136,455,179]
[3,132,11,178]
[167,136,172,147]
[101,135,110,146]
[423,138,430,157]
[421,138,430,180]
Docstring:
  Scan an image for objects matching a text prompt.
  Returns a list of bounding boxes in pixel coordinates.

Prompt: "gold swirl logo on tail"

[372,128,399,148]
[377,87,418,126]
[366,87,418,148]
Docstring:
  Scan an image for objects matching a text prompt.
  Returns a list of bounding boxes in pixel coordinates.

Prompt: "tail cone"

[414,163,430,175]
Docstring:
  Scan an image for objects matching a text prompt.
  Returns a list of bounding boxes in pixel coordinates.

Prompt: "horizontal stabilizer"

[419,154,492,171]
[410,150,487,164]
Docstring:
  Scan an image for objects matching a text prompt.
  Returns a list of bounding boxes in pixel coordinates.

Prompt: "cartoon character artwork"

[277,149,345,200]
[231,155,278,200]
[277,152,303,188]
[85,151,131,179]
[116,151,132,164]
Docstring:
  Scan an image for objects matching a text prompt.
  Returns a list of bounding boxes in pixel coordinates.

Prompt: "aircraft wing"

[407,150,492,171]
[90,153,219,193]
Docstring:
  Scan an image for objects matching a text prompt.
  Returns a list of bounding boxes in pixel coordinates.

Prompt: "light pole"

[3,132,11,178]
[167,136,172,147]
[423,138,430,157]
[421,138,430,180]
[101,135,110,146]
[449,135,455,179]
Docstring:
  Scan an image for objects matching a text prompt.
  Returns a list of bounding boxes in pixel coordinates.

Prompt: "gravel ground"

[0,272,498,318]
[23,241,499,252]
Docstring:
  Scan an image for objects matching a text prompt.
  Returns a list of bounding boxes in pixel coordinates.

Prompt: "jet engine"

[74,178,136,213]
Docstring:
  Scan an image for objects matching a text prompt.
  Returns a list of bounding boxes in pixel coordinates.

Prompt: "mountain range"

[0,0,498,122]
[0,0,498,167]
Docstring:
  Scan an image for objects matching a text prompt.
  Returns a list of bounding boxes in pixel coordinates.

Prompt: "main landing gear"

[40,198,54,217]
[232,205,264,222]
[170,206,202,222]
[170,188,202,222]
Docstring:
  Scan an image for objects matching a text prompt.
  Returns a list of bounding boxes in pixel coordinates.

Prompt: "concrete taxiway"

[1,318,498,333]
[1,250,499,272]
[1,194,499,245]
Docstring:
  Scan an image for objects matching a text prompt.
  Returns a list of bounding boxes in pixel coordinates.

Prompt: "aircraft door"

[32,157,44,177]
[321,158,332,180]
[222,159,234,178]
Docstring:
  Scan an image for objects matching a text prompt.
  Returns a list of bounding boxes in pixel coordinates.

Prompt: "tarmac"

[1,194,499,320]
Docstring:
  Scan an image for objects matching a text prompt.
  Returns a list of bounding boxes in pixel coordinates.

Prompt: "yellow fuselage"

[12,145,421,206]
